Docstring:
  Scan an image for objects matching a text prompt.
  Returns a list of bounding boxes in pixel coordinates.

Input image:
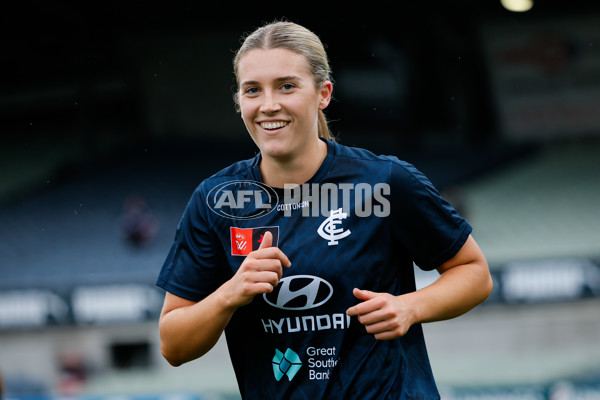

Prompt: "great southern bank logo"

[206,180,279,220]
[272,348,302,382]
[263,275,333,311]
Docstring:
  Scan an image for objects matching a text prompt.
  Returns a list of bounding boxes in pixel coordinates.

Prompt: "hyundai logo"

[264,275,333,310]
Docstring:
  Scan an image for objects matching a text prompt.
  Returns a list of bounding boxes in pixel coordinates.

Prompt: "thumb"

[258,230,273,249]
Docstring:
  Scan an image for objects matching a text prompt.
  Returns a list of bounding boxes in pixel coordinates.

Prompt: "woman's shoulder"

[332,140,414,169]
[331,140,430,185]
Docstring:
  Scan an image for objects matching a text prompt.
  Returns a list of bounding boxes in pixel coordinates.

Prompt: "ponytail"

[317,109,335,141]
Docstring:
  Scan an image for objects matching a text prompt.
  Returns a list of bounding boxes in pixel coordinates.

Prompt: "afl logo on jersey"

[207,180,279,220]
[264,275,333,310]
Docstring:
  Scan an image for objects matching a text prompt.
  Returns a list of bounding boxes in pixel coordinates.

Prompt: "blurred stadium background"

[1,1,599,399]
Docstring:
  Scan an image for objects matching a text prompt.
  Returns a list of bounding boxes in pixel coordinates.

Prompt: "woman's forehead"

[237,48,312,83]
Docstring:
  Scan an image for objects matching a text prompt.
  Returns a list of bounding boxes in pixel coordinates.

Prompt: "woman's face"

[237,48,332,161]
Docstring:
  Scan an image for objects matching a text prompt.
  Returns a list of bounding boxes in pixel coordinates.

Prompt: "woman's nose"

[260,92,282,113]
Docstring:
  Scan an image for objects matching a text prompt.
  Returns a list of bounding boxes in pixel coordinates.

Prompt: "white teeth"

[261,121,288,130]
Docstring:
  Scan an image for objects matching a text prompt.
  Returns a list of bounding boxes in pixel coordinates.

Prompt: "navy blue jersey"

[157,139,472,399]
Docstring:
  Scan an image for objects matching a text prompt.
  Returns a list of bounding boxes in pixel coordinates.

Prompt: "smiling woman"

[235,47,333,187]
[156,20,492,400]
[233,22,334,142]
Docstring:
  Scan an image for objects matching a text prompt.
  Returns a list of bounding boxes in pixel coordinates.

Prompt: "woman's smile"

[259,120,290,133]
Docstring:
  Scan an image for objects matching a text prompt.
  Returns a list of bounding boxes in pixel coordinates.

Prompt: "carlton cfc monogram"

[317,208,351,246]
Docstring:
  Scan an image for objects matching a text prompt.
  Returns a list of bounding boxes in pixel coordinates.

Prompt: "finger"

[254,231,291,267]
[255,259,285,280]
[347,289,383,317]
[369,320,409,341]
[367,319,399,334]
[253,247,292,268]
[258,231,272,249]
[352,288,377,301]
[373,331,399,341]
[241,257,283,275]
[251,271,281,287]
[245,281,280,297]
[355,309,388,326]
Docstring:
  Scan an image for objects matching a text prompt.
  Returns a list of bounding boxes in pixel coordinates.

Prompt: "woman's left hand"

[346,288,416,340]
[347,235,493,341]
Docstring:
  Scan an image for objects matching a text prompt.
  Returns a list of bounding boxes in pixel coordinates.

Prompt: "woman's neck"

[259,138,327,188]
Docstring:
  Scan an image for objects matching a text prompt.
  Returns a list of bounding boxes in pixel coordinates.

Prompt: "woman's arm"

[346,235,493,340]
[159,290,234,366]
[159,231,290,366]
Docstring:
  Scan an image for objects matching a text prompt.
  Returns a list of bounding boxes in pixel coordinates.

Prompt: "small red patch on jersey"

[230,227,253,256]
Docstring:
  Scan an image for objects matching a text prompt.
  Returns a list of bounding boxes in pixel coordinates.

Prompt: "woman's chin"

[258,140,292,160]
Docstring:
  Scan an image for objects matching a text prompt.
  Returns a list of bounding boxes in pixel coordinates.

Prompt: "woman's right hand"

[160,230,291,366]
[219,231,291,310]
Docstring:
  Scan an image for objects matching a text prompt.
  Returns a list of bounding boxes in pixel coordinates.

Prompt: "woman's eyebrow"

[240,75,302,87]
[275,75,302,83]
[240,80,260,87]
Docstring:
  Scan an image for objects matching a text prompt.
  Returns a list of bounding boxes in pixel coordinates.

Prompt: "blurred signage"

[443,379,600,400]
[0,284,164,330]
[0,289,69,328]
[71,284,163,324]
[481,17,600,141]
[500,258,600,303]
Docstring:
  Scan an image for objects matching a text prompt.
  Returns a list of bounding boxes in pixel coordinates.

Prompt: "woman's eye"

[244,87,259,95]
[281,83,295,91]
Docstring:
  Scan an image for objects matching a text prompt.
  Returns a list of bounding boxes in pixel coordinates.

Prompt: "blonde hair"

[233,21,335,141]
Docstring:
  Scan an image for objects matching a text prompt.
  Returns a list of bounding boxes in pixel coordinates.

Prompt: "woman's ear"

[318,80,333,110]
